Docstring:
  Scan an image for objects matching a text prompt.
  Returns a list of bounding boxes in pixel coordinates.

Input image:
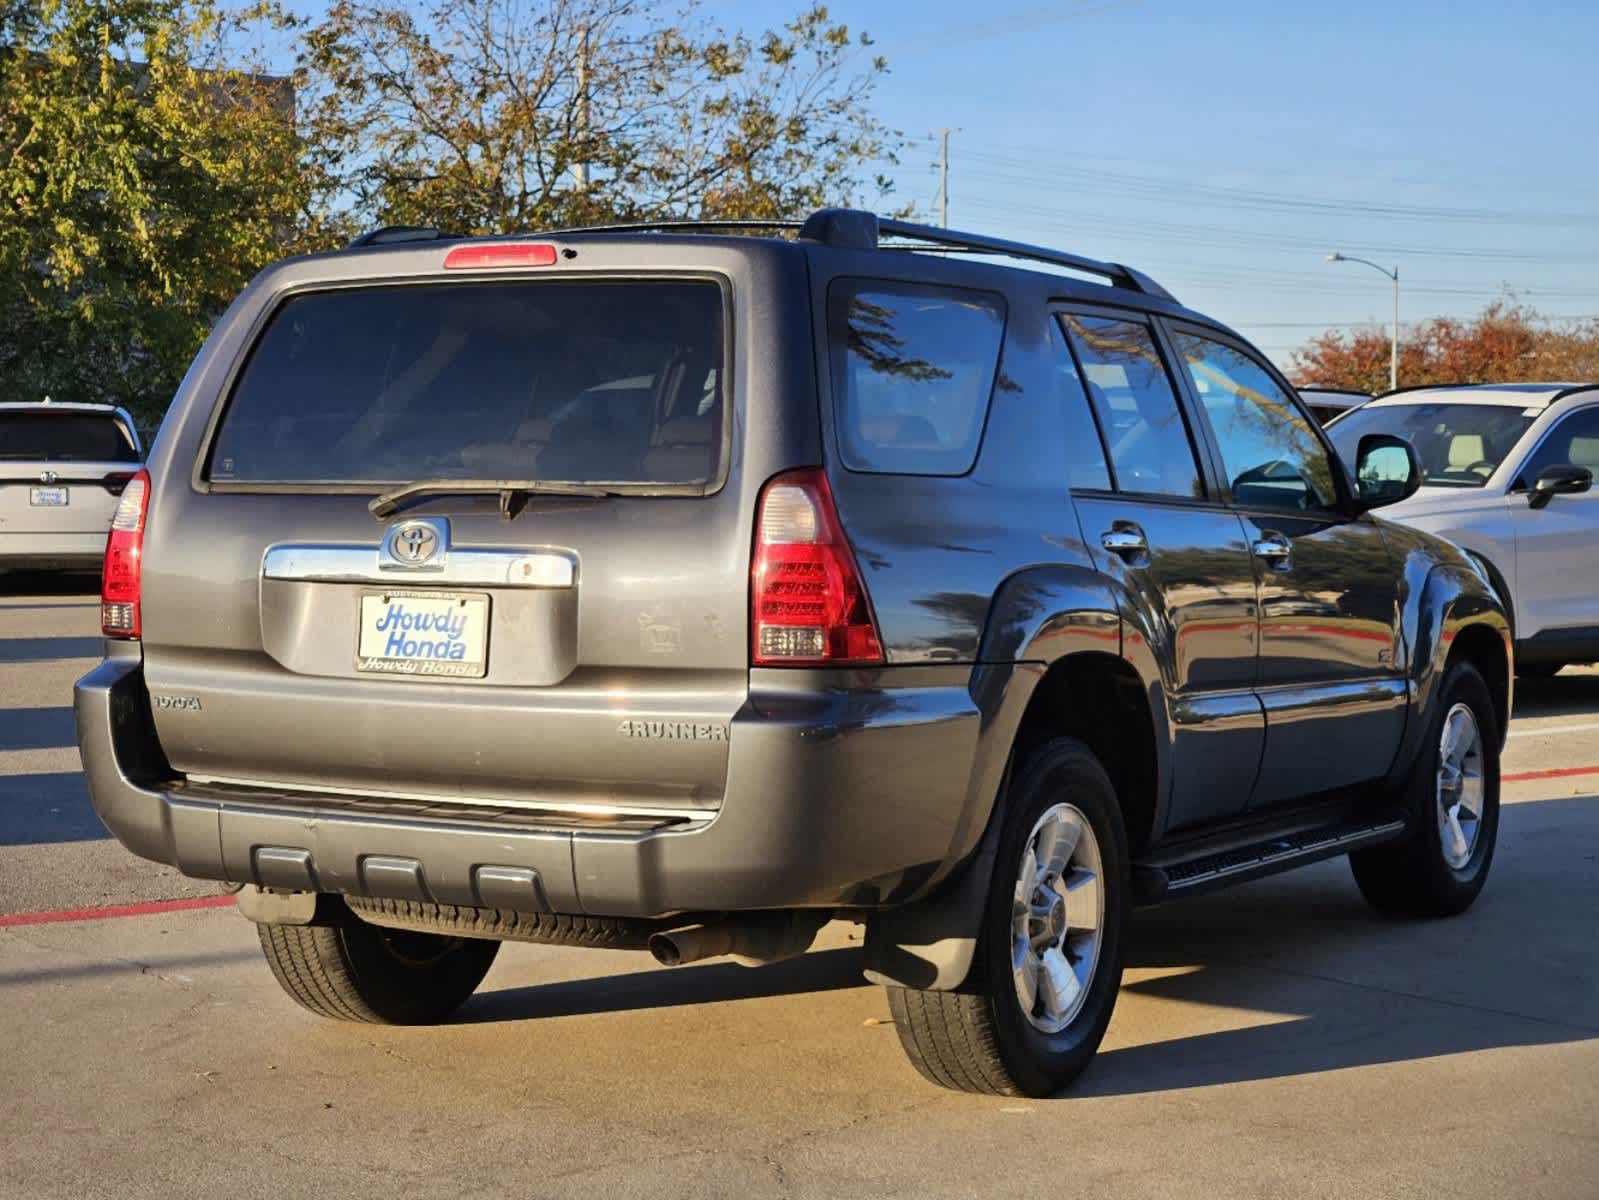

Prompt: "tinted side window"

[1059,314,1203,499]
[1174,332,1337,512]
[1519,407,1599,483]
[829,281,1005,475]
[1047,319,1111,490]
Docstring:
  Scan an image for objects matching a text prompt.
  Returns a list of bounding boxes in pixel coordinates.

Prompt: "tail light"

[751,468,884,666]
[101,468,150,638]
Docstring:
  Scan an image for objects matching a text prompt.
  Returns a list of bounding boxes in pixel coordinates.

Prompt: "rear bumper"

[0,531,105,570]
[75,657,983,917]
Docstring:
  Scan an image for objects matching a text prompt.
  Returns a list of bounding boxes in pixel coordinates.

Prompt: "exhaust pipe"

[649,911,829,968]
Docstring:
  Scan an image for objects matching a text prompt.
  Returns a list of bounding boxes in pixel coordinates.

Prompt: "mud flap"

[861,795,1003,991]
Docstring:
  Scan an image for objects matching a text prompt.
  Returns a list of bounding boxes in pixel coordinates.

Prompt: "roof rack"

[346,226,454,248]
[798,208,1177,303]
[341,208,1176,302]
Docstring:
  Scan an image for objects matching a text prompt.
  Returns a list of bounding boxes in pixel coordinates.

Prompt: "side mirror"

[1527,464,1593,509]
[1353,433,1422,511]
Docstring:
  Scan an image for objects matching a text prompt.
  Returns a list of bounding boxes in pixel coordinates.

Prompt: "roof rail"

[346,226,453,248]
[535,218,804,237]
[797,208,1177,303]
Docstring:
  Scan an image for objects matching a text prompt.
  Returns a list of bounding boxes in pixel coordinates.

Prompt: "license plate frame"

[29,486,69,507]
[355,589,491,679]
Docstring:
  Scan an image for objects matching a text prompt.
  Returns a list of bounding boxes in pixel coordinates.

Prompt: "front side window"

[1327,402,1536,488]
[829,281,1006,475]
[210,280,725,487]
[1516,407,1599,485]
[1175,333,1338,512]
[1059,314,1203,499]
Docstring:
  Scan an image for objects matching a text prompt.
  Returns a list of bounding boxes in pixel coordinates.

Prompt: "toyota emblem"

[39,470,57,484]
[389,522,441,565]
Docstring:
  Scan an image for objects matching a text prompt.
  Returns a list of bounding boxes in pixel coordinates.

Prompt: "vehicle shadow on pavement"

[0,636,103,662]
[1,705,78,752]
[0,947,259,989]
[0,772,103,844]
[459,946,867,1023]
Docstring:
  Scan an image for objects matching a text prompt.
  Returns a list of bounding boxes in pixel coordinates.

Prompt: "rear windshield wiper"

[369,478,617,520]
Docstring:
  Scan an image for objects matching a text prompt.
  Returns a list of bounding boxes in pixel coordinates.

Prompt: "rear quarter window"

[828,281,1006,476]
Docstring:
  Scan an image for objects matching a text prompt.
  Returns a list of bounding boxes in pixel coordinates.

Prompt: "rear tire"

[258,896,500,1024]
[886,738,1129,1096]
[1350,660,1500,917]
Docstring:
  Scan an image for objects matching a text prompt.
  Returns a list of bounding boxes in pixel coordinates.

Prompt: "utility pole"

[936,129,952,227]
[574,26,590,192]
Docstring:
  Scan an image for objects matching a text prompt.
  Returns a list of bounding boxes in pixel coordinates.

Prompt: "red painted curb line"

[0,893,236,928]
[1503,764,1599,784]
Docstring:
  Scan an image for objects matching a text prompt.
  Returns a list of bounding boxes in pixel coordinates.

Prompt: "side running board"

[1132,817,1408,905]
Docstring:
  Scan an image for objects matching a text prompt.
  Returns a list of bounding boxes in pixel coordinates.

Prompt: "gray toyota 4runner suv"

[76,210,1511,1096]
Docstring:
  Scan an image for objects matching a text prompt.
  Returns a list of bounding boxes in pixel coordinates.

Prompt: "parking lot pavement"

[4,580,1597,1198]
[0,575,221,915]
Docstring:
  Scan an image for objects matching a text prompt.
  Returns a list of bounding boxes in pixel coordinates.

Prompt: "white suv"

[0,401,144,571]
[1328,383,1599,676]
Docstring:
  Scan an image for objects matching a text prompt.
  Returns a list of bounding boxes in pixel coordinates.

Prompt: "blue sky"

[279,0,1599,368]
[704,0,1599,366]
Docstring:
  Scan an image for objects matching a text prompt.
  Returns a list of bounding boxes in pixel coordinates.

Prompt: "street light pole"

[1327,253,1400,391]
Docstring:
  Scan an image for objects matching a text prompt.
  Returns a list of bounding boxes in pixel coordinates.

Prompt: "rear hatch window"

[208,280,726,489]
[0,412,139,462]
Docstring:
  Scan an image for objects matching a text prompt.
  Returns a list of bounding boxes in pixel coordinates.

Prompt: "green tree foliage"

[1,0,900,418]
[298,0,901,233]
[0,0,336,420]
[1290,300,1599,394]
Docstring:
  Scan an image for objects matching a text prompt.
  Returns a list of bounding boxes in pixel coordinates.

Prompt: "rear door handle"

[1252,533,1292,568]
[1100,526,1149,561]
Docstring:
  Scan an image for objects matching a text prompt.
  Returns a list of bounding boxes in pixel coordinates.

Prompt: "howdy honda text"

[356,590,490,678]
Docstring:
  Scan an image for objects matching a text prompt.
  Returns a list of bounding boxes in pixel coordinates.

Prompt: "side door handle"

[1100,525,1149,563]
[1252,532,1293,569]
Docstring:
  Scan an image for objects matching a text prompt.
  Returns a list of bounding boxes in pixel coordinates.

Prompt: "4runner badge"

[618,720,728,742]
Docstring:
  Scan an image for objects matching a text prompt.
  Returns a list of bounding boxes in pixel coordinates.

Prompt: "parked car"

[76,210,1511,1097]
[1326,383,1599,677]
[1298,386,1370,425]
[0,400,144,572]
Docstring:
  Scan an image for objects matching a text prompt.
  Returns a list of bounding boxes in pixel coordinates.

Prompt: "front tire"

[887,738,1129,1096]
[258,896,500,1024]
[1350,660,1500,917]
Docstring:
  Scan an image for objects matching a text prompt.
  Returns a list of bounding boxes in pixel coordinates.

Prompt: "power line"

[894,0,1151,54]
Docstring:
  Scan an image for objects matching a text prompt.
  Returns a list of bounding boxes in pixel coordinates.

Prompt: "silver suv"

[76,210,1511,1096]
[1,401,143,571]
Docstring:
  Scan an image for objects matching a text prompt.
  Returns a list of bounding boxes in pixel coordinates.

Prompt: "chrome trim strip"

[184,773,714,822]
[262,543,577,588]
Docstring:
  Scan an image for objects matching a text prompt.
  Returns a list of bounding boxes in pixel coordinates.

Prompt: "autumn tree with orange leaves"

[1290,301,1599,393]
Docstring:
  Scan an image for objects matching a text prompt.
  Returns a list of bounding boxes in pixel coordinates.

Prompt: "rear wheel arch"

[861,648,1160,994]
[1011,651,1161,857]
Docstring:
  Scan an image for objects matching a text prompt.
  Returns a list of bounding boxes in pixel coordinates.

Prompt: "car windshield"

[1327,402,1535,488]
[0,411,140,462]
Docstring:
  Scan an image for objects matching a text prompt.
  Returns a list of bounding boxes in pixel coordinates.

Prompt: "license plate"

[30,486,69,506]
[356,590,490,678]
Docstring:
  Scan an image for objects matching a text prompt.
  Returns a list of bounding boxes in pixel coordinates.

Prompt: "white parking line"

[1506,721,1599,739]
